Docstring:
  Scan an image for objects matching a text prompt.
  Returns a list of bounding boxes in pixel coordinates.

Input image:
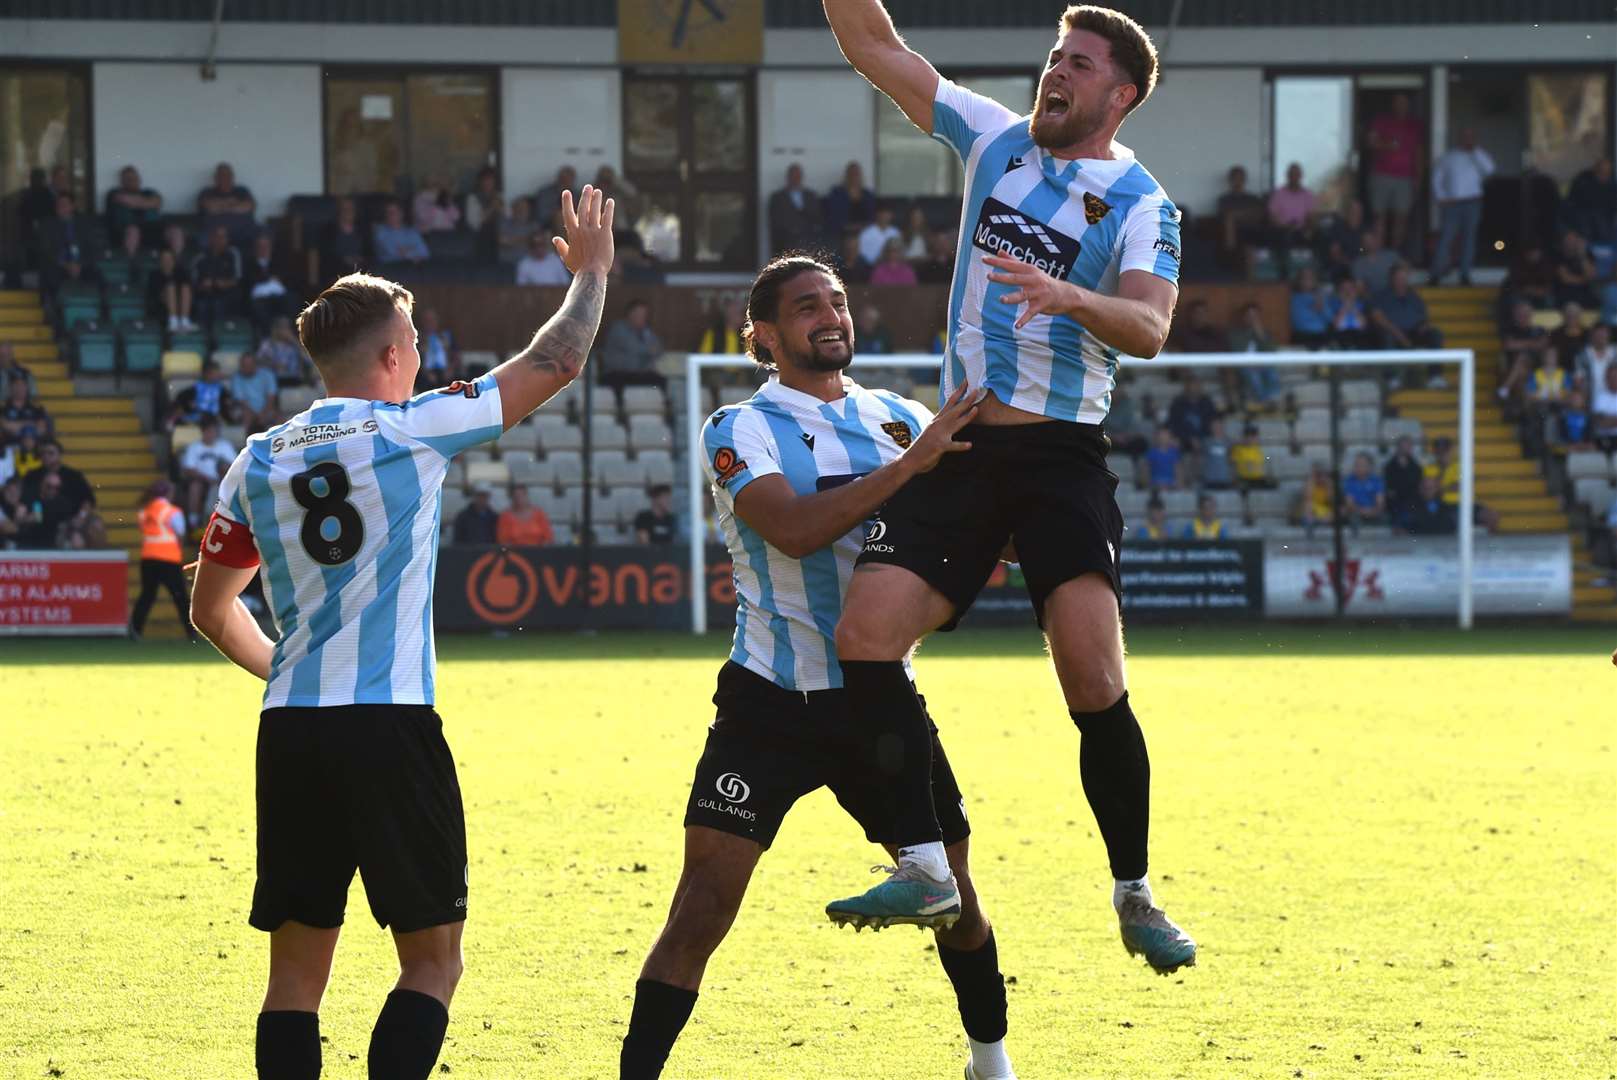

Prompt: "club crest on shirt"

[881,420,914,449]
[437,379,481,399]
[1083,192,1112,225]
[712,447,747,486]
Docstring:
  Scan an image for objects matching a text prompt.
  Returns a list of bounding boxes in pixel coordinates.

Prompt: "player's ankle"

[1112,874,1152,912]
[898,840,951,881]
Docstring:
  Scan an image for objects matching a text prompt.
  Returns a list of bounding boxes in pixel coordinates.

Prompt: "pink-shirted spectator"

[412,179,462,233]
[1366,93,1423,253]
[1266,162,1317,233]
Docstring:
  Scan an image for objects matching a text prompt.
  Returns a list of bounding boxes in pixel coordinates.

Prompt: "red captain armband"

[200,511,260,569]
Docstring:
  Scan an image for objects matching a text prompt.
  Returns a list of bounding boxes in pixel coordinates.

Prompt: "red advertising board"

[0,551,129,635]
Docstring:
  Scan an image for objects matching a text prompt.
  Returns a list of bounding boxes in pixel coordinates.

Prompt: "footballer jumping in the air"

[619,256,1017,1080]
[189,187,613,1080]
[820,1,1197,974]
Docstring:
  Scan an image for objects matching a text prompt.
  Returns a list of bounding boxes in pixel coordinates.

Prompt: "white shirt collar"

[756,374,862,413]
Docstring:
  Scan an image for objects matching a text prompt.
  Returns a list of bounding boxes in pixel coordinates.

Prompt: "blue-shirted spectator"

[373,200,429,264]
[1289,266,1331,349]
[228,351,280,433]
[1326,278,1373,350]
[165,361,235,430]
[1343,452,1387,527]
[1145,426,1183,490]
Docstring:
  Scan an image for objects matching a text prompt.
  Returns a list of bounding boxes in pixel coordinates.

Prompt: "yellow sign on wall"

[619,0,764,65]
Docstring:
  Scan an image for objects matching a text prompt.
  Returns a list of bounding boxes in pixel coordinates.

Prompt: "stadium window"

[0,65,91,238]
[324,70,496,197]
[875,75,1033,197]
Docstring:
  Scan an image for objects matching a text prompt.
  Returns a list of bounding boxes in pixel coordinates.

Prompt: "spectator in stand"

[854,304,894,355]
[1406,475,1457,535]
[1421,435,1499,531]
[634,485,677,545]
[1364,92,1423,253]
[1298,461,1336,535]
[128,479,194,641]
[825,161,876,238]
[165,361,235,430]
[1553,389,1594,452]
[915,229,955,284]
[836,233,871,285]
[1599,276,1617,327]
[1229,301,1281,406]
[1266,162,1317,246]
[1105,385,1151,465]
[190,225,242,327]
[496,485,553,547]
[1145,426,1183,490]
[1318,238,1355,284]
[1230,423,1272,490]
[1593,364,1617,453]
[592,166,639,229]
[767,164,823,254]
[534,165,578,233]
[1351,228,1399,295]
[869,238,919,286]
[258,316,314,387]
[177,416,235,529]
[1327,277,1373,350]
[902,206,931,260]
[21,438,94,515]
[243,232,294,333]
[1215,165,1266,266]
[1554,231,1599,308]
[464,166,503,233]
[1182,494,1224,539]
[229,350,281,434]
[857,205,901,267]
[1497,300,1548,405]
[453,486,498,544]
[104,223,150,291]
[697,298,746,355]
[1317,198,1365,266]
[1200,417,1235,491]
[1565,156,1615,245]
[373,200,429,265]
[1503,241,1556,309]
[515,229,571,286]
[1550,301,1590,366]
[1170,299,1228,353]
[1577,321,1614,393]
[1289,266,1332,349]
[1370,265,1445,387]
[416,307,456,387]
[161,220,193,265]
[0,342,34,401]
[148,247,196,333]
[1429,127,1494,286]
[599,298,665,395]
[1342,452,1387,529]
[36,191,102,293]
[1167,375,1217,456]
[1139,496,1170,539]
[17,168,60,272]
[0,475,33,549]
[498,196,540,265]
[10,430,43,484]
[2,378,52,440]
[1526,344,1573,448]
[412,177,461,233]
[322,196,367,277]
[196,162,257,246]
[104,164,162,240]
[23,470,73,548]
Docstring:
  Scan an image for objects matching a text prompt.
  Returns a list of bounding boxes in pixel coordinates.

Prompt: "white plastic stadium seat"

[1245,488,1292,519]
[629,414,672,451]
[1270,453,1311,482]
[210,349,241,376]
[496,424,539,455]
[539,421,583,455]
[621,386,666,415]
[1340,380,1381,409]
[536,486,581,526]
[590,421,630,452]
[1158,490,1195,516]
[462,448,494,467]
[717,384,755,407]
[638,449,675,486]
[1565,450,1613,481]
[1253,418,1291,444]
[1115,489,1149,519]
[1291,381,1331,408]
[507,456,543,485]
[464,460,510,490]
[1380,418,1423,445]
[279,386,320,414]
[1573,478,1614,510]
[220,425,247,448]
[1208,489,1243,518]
[548,451,584,487]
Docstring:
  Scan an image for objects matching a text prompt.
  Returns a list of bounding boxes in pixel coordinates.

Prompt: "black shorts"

[684,662,971,851]
[251,705,468,935]
[858,420,1123,628]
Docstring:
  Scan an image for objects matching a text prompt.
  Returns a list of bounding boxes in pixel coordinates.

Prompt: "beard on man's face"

[1030,98,1103,150]
[779,331,854,373]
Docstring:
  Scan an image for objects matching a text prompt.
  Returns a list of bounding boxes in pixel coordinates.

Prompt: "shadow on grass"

[3,621,1611,667]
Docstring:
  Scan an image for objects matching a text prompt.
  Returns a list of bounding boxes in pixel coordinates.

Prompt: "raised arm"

[731,384,977,558]
[491,186,614,430]
[823,0,941,133]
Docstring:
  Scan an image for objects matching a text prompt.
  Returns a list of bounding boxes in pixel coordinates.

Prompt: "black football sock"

[256,1010,320,1080]
[840,660,942,849]
[937,929,1008,1044]
[1071,691,1150,882]
[367,989,448,1080]
[619,978,698,1079]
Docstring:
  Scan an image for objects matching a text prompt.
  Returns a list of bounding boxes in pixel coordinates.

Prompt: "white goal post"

[683,349,1476,634]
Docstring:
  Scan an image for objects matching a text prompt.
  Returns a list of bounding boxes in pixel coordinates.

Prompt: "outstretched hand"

[553,185,616,276]
[984,253,1080,329]
[904,381,982,474]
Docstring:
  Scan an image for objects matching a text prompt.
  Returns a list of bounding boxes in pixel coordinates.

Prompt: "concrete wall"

[502,68,623,201]
[92,62,322,219]
[1116,67,1266,215]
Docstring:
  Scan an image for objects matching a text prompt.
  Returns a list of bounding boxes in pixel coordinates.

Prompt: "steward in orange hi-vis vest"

[130,481,194,640]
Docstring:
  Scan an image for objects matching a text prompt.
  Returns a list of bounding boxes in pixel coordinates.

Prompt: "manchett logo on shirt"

[972,196,1081,280]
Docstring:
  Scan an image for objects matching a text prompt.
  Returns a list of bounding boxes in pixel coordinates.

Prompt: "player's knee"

[1065,673,1125,715]
[264,968,330,1012]
[668,872,743,953]
[399,954,463,1001]
[834,613,903,661]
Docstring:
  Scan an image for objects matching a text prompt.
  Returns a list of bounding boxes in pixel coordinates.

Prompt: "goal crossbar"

[683,349,1476,633]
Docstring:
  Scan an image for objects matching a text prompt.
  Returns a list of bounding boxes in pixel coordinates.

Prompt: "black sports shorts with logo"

[858,420,1123,628]
[684,662,971,851]
[251,704,468,934]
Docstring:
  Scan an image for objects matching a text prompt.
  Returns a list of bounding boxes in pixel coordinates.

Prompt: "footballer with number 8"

[820,2,1197,974]
[189,186,614,1079]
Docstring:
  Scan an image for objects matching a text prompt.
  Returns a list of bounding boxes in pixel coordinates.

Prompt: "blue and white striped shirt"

[932,77,1181,424]
[214,373,504,708]
[701,377,931,692]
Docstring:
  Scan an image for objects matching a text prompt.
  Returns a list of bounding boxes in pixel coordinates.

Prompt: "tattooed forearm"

[519,270,606,379]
